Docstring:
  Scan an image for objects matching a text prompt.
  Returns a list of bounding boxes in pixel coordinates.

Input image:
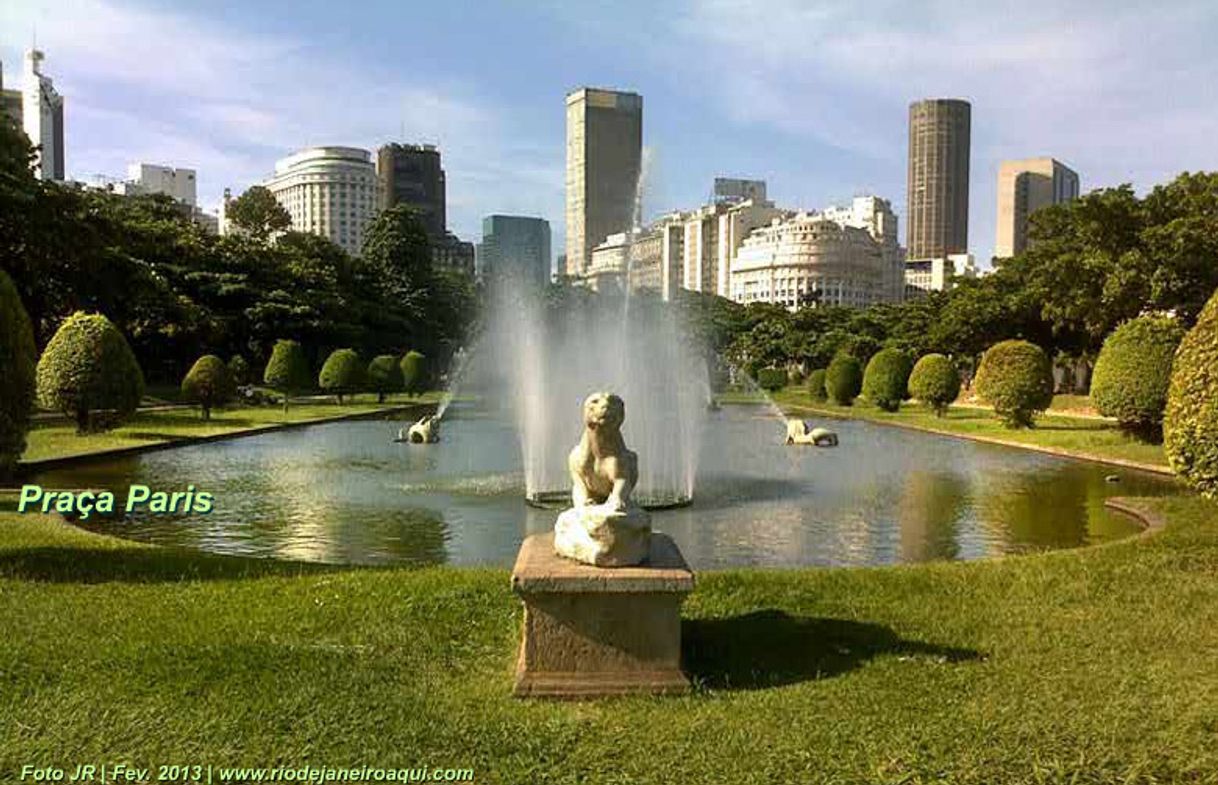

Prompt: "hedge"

[0,270,36,475]
[826,354,863,406]
[36,311,145,433]
[181,355,235,420]
[1164,289,1218,496]
[807,368,827,402]
[1091,316,1185,440]
[862,348,912,412]
[319,348,365,404]
[908,354,961,417]
[756,368,787,391]
[974,340,1054,428]
[228,355,251,386]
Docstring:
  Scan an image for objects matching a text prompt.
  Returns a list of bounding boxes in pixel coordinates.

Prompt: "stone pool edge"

[16,403,437,476]
[780,402,1178,479]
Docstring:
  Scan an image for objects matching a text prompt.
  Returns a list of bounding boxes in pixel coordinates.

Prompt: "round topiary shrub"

[36,311,145,433]
[826,354,863,406]
[755,367,787,391]
[1091,316,1185,441]
[181,355,235,420]
[1164,289,1218,497]
[908,353,961,417]
[0,269,36,476]
[862,348,912,412]
[263,339,311,412]
[228,354,250,386]
[367,355,404,403]
[974,339,1054,428]
[807,368,827,402]
[400,350,428,397]
[318,348,365,405]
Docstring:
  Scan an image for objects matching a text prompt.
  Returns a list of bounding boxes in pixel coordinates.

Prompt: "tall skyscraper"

[564,87,642,278]
[906,98,970,260]
[22,50,65,181]
[478,215,552,287]
[376,143,446,239]
[995,158,1080,258]
[264,146,378,255]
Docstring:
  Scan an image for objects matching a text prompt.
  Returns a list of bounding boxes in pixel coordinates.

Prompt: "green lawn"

[769,389,1170,470]
[21,393,441,464]
[1,496,1216,782]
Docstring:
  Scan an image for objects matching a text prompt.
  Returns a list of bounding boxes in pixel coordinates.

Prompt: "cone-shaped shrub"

[400,351,428,397]
[228,354,250,386]
[862,348,912,412]
[974,340,1054,428]
[1091,316,1185,441]
[909,354,961,417]
[36,312,145,433]
[263,339,311,412]
[181,355,235,420]
[826,354,863,406]
[807,368,827,402]
[367,355,404,403]
[0,270,36,475]
[1165,289,1218,496]
[319,348,365,404]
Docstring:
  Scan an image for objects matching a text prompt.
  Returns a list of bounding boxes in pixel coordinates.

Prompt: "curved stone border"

[783,403,1179,479]
[1103,496,1169,535]
[17,403,436,477]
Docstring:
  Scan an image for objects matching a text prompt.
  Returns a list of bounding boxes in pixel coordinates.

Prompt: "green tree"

[1164,288,1218,496]
[806,368,827,402]
[181,355,236,420]
[36,312,145,433]
[974,340,1054,428]
[226,185,291,241]
[1090,316,1185,441]
[400,350,428,397]
[908,354,961,417]
[367,355,404,403]
[318,348,365,404]
[0,269,37,476]
[228,355,250,386]
[263,339,311,412]
[825,354,863,406]
[862,348,912,412]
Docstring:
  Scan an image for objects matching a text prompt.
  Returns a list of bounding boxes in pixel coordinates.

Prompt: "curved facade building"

[730,214,888,310]
[265,146,378,255]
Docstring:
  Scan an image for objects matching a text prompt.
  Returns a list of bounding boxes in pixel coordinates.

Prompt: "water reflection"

[33,403,1181,568]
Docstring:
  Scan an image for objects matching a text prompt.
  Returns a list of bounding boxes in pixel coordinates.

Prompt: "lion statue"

[554,392,651,567]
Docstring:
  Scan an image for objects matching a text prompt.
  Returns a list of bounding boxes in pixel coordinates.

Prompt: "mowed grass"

[20,393,440,464]
[769,388,1170,469]
[1,496,1217,783]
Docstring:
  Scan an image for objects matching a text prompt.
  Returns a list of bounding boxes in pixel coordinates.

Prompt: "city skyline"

[3,0,1218,268]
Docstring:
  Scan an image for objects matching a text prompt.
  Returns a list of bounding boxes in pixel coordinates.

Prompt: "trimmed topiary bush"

[974,340,1054,428]
[228,354,250,386]
[263,339,311,412]
[807,368,827,402]
[908,354,961,417]
[181,355,235,420]
[862,348,912,412]
[318,348,365,404]
[1091,316,1185,441]
[367,355,404,403]
[1164,289,1218,496]
[36,311,145,433]
[0,269,36,476]
[400,351,428,397]
[826,354,863,406]
[756,367,787,391]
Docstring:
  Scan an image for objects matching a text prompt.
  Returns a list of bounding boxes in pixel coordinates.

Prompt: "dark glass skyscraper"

[906,99,971,260]
[377,143,446,239]
[478,215,552,287]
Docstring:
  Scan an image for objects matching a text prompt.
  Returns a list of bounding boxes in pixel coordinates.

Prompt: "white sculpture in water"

[554,392,652,567]
[785,419,838,447]
[404,415,440,444]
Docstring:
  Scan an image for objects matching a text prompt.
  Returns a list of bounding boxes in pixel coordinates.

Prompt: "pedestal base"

[511,532,694,699]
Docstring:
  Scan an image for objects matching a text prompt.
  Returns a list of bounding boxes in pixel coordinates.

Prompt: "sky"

[3,0,1217,267]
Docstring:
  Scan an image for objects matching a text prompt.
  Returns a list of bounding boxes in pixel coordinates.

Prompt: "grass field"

[1,495,1216,783]
[766,388,1170,470]
[20,393,440,464]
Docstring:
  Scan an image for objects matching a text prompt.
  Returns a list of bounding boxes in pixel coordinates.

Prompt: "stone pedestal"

[511,532,694,698]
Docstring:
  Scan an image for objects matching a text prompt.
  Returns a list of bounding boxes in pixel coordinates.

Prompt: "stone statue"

[405,415,439,444]
[785,418,838,447]
[553,392,652,567]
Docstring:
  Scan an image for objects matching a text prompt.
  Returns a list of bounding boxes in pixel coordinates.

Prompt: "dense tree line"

[0,121,475,384]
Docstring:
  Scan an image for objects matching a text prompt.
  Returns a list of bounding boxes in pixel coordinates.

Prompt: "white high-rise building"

[681,198,784,297]
[117,163,197,206]
[21,50,65,181]
[822,196,906,302]
[264,146,378,255]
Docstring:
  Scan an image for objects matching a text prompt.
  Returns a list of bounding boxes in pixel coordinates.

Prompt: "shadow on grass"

[0,546,351,584]
[683,610,980,690]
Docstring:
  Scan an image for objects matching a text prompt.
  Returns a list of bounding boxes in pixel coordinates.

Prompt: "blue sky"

[3,0,1217,267]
